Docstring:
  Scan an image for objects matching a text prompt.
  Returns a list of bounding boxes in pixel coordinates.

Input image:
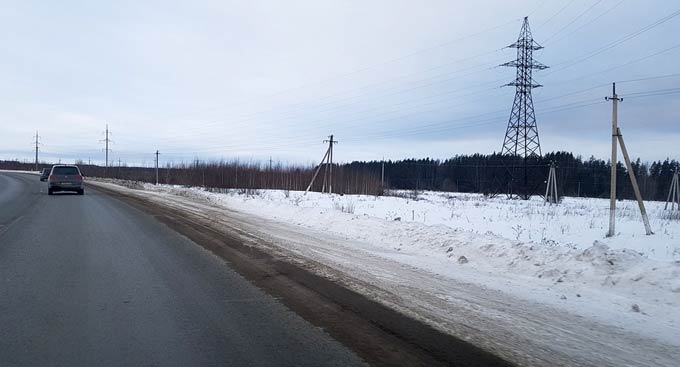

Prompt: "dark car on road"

[39,168,50,181]
[47,165,84,195]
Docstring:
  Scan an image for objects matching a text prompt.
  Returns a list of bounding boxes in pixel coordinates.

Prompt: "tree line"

[1,151,677,200]
[0,159,383,195]
[359,152,678,201]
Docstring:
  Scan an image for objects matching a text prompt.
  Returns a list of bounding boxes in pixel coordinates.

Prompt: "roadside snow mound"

[134,184,680,301]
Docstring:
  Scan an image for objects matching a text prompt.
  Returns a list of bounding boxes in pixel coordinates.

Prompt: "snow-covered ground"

[90,179,680,366]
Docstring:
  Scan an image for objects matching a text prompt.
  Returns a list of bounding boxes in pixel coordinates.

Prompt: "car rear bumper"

[48,182,83,191]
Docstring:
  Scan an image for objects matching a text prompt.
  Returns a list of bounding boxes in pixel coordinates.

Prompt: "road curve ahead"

[0,172,365,367]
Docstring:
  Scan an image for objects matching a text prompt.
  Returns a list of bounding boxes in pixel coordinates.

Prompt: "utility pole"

[606,84,621,237]
[665,170,679,210]
[544,162,558,205]
[381,157,385,188]
[305,134,338,194]
[155,150,160,185]
[33,130,41,171]
[118,158,122,178]
[606,83,653,236]
[101,124,112,174]
[269,156,273,189]
[616,126,652,234]
[324,134,338,193]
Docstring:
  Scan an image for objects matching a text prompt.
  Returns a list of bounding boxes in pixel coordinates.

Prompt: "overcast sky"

[1,0,678,167]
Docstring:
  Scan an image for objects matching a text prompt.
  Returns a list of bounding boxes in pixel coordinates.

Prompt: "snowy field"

[89,178,680,366]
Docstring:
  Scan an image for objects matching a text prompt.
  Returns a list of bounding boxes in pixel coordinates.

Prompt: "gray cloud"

[1,0,678,165]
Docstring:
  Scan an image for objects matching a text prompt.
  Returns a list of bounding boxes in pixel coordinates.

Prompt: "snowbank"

[90,179,680,366]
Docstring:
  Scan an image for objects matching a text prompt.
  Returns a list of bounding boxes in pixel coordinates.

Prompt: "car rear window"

[52,167,80,175]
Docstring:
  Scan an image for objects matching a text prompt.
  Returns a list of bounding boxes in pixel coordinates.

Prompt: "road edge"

[88,182,515,367]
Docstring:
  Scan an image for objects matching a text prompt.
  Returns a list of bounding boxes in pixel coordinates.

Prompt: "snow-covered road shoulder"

[89,179,680,367]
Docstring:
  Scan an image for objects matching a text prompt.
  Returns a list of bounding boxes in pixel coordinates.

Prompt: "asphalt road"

[0,172,365,367]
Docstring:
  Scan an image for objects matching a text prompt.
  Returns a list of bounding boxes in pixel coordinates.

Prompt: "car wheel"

[48,188,53,195]
[78,189,84,195]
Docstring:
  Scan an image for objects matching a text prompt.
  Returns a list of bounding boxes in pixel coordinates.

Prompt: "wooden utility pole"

[664,170,679,210]
[606,83,620,237]
[605,83,653,236]
[544,162,558,205]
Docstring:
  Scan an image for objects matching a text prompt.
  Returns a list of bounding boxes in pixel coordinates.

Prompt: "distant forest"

[1,151,678,201]
[354,152,679,201]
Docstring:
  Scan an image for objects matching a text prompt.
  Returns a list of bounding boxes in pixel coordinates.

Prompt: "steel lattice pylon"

[500,17,547,199]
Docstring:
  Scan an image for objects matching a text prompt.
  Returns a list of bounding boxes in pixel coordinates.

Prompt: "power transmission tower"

[33,130,41,171]
[500,17,548,200]
[100,124,113,174]
[605,83,652,236]
[665,170,679,210]
[155,150,160,185]
[305,134,338,195]
[544,162,558,205]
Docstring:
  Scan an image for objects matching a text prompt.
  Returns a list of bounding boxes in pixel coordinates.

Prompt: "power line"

[542,0,604,43]
[548,42,680,85]
[122,17,523,127]
[116,79,677,156]
[546,0,626,45]
[114,9,668,150]
[545,8,680,74]
[536,0,577,30]
[124,56,507,143]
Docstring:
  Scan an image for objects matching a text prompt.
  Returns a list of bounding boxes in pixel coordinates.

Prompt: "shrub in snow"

[333,201,355,214]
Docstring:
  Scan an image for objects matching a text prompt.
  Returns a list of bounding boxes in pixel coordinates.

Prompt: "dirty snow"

[90,179,680,366]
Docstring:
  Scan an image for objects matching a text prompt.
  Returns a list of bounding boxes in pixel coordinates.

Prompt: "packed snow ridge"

[94,179,680,364]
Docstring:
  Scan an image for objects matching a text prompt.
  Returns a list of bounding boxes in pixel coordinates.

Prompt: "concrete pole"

[606,83,620,237]
[544,165,551,204]
[155,150,159,185]
[552,166,558,204]
[329,134,333,194]
[34,130,39,172]
[664,171,679,210]
[381,158,385,188]
[305,147,330,194]
[616,128,653,235]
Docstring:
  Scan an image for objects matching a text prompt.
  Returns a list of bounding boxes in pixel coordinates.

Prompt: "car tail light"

[75,175,83,180]
[49,174,56,180]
